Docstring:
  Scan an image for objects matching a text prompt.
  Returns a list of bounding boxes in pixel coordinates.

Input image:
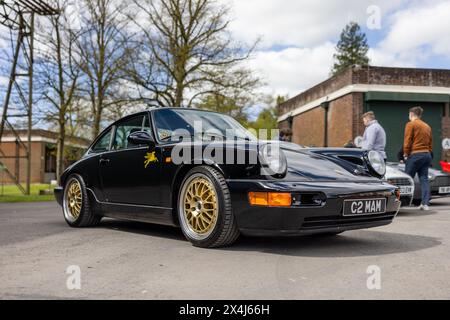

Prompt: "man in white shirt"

[361,111,387,161]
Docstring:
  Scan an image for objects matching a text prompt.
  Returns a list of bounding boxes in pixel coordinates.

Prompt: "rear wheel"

[177,166,239,248]
[63,175,101,227]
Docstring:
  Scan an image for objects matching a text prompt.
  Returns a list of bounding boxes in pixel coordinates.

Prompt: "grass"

[0,184,56,203]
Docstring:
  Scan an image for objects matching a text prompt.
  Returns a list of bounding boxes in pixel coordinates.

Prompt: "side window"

[112,115,145,150]
[90,128,112,154]
[143,114,153,136]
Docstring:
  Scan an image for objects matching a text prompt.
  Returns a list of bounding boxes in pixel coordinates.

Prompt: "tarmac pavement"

[0,200,449,299]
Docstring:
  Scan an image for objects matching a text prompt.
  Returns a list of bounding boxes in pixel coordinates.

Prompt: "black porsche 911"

[55,108,401,248]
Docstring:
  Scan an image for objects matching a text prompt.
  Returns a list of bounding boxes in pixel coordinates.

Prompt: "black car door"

[84,126,114,199]
[99,113,161,206]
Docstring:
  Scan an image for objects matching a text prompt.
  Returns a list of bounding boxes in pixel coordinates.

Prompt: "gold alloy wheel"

[183,176,218,235]
[66,179,82,220]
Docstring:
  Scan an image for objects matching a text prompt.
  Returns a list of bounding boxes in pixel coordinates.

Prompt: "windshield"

[153,109,257,142]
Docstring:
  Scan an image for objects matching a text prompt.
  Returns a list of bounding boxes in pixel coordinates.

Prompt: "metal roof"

[0,0,58,22]
[1,0,57,29]
[14,0,58,15]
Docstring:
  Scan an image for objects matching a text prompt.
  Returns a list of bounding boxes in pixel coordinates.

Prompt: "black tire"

[62,174,101,228]
[177,166,240,248]
[412,199,422,206]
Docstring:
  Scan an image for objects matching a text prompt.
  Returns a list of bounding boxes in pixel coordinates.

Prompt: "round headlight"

[259,143,287,177]
[368,151,386,176]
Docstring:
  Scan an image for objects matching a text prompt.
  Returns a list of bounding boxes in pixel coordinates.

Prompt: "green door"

[367,101,443,168]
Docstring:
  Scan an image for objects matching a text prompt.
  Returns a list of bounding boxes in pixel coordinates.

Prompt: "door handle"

[100,158,110,164]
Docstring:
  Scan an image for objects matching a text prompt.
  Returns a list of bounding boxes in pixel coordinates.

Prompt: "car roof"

[114,107,222,123]
[104,107,227,134]
[89,107,217,149]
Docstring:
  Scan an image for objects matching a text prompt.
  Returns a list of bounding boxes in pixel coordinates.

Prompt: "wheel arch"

[62,170,91,189]
[62,171,102,214]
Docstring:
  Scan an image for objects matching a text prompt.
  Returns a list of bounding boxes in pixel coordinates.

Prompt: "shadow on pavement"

[228,231,441,258]
[429,201,450,207]
[397,209,439,217]
[98,219,441,258]
[99,219,185,241]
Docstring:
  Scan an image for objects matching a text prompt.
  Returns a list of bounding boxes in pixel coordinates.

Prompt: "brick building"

[278,66,450,167]
[0,130,90,184]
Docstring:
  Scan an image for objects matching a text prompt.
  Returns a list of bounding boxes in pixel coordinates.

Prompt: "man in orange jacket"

[403,106,433,210]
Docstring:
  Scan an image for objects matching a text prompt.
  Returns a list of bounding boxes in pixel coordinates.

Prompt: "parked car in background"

[384,165,414,207]
[390,163,450,205]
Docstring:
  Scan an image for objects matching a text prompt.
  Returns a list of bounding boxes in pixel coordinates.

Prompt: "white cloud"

[226,0,405,48]
[368,48,418,67]
[0,76,9,87]
[223,0,409,99]
[2,0,448,116]
[248,42,335,97]
[0,26,10,52]
[371,0,450,67]
[380,1,450,54]
[228,0,450,100]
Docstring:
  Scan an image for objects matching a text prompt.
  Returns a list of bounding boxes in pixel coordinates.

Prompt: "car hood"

[280,144,380,182]
[385,165,412,179]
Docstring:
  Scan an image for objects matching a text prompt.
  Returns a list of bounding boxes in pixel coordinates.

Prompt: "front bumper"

[228,180,400,236]
[54,187,63,206]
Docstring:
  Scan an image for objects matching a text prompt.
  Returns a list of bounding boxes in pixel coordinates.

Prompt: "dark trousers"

[405,152,432,205]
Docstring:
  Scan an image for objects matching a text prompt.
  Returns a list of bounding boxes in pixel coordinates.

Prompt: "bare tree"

[75,0,136,138]
[128,0,260,108]
[64,97,92,140]
[34,0,80,183]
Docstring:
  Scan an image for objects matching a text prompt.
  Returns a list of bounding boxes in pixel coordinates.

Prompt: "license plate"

[439,186,450,194]
[343,198,387,216]
[400,186,413,195]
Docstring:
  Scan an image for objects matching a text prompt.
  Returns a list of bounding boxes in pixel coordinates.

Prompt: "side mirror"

[127,131,155,148]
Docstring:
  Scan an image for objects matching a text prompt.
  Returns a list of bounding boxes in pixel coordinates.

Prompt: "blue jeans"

[405,153,432,205]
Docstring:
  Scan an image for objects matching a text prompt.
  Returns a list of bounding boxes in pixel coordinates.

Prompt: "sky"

[223,0,450,102]
[1,0,450,122]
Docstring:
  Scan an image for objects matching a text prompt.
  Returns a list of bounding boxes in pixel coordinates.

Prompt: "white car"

[384,165,415,207]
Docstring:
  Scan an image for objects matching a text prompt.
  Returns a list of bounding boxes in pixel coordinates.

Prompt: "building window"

[45,144,57,173]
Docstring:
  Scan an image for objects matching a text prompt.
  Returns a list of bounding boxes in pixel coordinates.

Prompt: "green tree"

[332,22,369,75]
[247,95,286,137]
[196,93,250,126]
[251,107,278,132]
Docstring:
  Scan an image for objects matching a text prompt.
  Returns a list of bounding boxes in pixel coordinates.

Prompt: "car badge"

[144,152,158,168]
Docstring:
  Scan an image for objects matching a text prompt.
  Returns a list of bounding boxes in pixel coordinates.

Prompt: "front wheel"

[177,166,240,248]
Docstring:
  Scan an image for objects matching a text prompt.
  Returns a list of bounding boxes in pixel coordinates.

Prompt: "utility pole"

[0,1,57,195]
[26,12,34,195]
